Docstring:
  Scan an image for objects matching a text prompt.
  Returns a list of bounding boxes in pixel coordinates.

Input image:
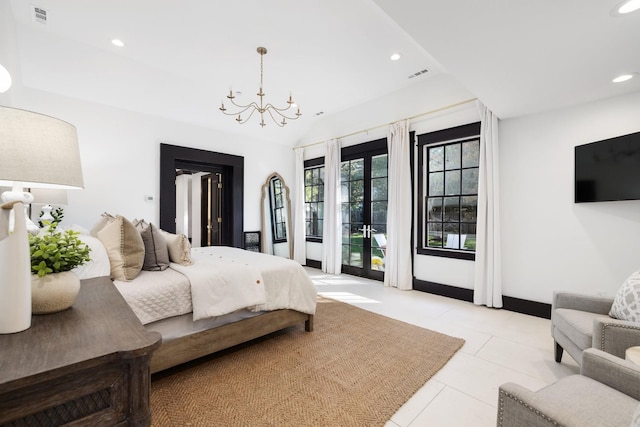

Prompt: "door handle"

[358,225,372,239]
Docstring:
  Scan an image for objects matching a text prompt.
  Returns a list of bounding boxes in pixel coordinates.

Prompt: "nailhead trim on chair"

[600,323,640,353]
[498,389,562,427]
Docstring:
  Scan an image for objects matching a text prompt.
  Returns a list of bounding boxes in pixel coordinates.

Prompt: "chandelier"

[220,47,301,127]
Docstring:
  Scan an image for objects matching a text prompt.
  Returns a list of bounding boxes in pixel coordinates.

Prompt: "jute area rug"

[150,297,465,427]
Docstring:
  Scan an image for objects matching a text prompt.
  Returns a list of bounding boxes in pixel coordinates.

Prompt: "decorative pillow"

[90,212,115,237]
[133,220,170,271]
[609,271,640,323]
[160,230,193,266]
[96,215,145,281]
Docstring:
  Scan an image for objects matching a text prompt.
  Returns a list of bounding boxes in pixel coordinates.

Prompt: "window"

[417,122,480,260]
[304,163,324,240]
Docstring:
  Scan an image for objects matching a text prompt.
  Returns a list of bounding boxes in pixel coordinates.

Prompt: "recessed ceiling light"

[613,74,634,83]
[111,39,125,47]
[390,53,401,61]
[617,0,640,13]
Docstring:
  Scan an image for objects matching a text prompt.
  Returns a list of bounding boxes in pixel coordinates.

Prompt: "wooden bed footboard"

[150,309,313,374]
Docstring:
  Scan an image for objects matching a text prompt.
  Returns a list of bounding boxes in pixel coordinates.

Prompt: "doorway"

[341,139,388,280]
[160,143,244,248]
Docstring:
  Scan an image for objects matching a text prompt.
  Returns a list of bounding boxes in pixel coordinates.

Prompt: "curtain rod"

[293,97,478,150]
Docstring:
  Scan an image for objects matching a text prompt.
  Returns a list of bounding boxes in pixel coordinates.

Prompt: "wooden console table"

[0,276,161,426]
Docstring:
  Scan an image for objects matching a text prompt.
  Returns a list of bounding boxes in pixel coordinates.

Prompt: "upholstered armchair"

[498,348,640,427]
[551,291,640,365]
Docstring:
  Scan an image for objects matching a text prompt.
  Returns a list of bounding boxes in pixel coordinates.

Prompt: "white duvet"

[116,246,317,324]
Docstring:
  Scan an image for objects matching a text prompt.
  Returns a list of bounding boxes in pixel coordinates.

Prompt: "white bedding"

[114,268,192,324]
[115,246,317,325]
[171,249,266,321]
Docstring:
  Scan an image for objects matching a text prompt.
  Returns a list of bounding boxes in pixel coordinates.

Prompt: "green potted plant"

[28,219,91,314]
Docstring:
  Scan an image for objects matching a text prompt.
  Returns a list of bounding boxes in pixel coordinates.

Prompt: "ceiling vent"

[408,69,429,79]
[31,5,48,24]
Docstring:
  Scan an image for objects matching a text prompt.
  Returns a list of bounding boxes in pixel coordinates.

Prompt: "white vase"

[31,271,81,314]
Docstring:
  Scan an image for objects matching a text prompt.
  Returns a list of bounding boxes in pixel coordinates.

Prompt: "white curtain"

[384,120,413,290]
[322,139,342,274]
[293,147,307,265]
[473,101,502,307]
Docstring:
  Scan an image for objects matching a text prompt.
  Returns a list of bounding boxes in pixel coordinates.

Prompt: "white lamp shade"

[30,188,68,205]
[0,106,84,189]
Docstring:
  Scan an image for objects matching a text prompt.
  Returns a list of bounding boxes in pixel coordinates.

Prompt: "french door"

[341,140,388,280]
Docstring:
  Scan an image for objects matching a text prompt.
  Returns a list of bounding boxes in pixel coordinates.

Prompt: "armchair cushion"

[498,349,640,427]
[553,308,610,351]
[610,271,640,323]
[498,376,637,427]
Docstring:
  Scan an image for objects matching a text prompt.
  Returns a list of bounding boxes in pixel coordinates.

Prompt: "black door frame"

[341,138,387,280]
[159,143,244,248]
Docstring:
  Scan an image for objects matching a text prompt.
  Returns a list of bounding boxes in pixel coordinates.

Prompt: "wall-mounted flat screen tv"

[575,130,640,203]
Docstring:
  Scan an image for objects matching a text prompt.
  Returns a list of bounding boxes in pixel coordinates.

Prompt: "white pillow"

[609,271,640,323]
[72,234,111,280]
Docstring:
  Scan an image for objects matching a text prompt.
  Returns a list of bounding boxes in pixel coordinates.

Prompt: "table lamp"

[0,106,84,334]
[30,188,68,225]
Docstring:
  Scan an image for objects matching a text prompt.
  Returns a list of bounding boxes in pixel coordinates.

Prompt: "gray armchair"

[498,348,640,427]
[551,291,640,365]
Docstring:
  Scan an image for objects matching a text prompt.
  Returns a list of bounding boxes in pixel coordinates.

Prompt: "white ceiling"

[8,0,640,145]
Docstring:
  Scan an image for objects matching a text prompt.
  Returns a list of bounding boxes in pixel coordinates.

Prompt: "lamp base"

[0,200,32,334]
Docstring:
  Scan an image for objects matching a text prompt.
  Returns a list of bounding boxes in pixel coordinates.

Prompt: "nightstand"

[0,276,161,426]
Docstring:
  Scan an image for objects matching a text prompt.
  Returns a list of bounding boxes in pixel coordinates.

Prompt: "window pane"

[460,223,476,250]
[340,183,348,201]
[350,159,364,180]
[371,177,387,201]
[372,201,387,224]
[342,224,350,244]
[342,245,349,264]
[429,146,444,172]
[305,169,312,186]
[429,172,443,196]
[341,203,349,223]
[350,202,363,223]
[445,170,460,195]
[462,140,480,168]
[443,223,460,249]
[427,197,443,222]
[445,144,461,170]
[340,162,349,181]
[317,202,324,219]
[350,180,364,203]
[372,154,388,178]
[443,197,460,222]
[462,168,479,194]
[427,223,442,247]
[318,184,324,202]
[461,196,477,222]
[305,186,312,203]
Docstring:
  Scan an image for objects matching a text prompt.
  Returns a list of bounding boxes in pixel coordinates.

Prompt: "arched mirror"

[261,172,293,259]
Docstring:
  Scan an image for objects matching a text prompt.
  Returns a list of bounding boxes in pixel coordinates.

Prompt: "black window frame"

[417,122,481,261]
[304,157,325,242]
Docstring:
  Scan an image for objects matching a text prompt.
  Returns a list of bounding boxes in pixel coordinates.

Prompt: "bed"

[74,225,317,374]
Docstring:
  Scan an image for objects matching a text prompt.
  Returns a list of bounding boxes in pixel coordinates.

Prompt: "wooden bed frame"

[150,309,314,374]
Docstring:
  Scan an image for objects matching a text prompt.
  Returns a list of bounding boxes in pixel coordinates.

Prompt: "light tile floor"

[306,267,580,427]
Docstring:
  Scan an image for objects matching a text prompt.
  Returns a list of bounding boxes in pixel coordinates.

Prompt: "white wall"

[9,88,295,234]
[299,74,640,304]
[500,91,640,303]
